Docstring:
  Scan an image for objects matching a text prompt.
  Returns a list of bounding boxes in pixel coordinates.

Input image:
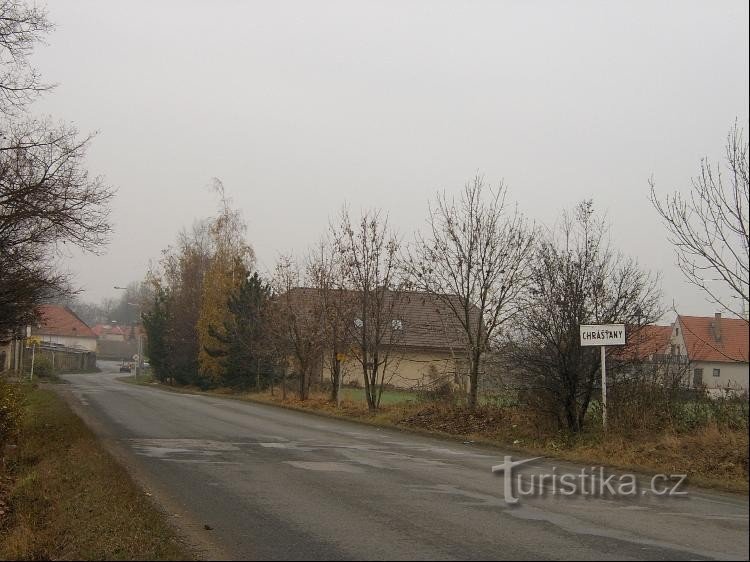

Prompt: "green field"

[340,387,418,405]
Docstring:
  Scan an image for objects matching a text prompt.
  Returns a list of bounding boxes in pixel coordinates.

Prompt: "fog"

[31,0,749,318]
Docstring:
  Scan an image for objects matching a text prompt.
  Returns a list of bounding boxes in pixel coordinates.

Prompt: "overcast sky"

[31,0,749,319]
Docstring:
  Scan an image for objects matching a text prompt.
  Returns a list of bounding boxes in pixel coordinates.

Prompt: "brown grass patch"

[0,385,190,560]
[257,392,749,492]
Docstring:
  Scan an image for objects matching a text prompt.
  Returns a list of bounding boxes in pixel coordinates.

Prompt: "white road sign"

[579,324,626,347]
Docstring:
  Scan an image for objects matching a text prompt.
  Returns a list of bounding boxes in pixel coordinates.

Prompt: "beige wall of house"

[668,322,687,357]
[668,319,749,392]
[35,334,97,353]
[689,361,749,391]
[332,348,463,390]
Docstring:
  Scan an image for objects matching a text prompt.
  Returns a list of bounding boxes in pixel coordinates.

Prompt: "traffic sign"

[580,323,626,430]
[580,324,625,346]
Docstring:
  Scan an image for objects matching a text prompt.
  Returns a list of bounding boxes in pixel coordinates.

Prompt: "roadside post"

[27,336,41,381]
[579,324,626,430]
[30,340,36,380]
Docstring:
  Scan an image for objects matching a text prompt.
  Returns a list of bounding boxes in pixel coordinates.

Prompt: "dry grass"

[246,391,750,492]
[0,384,190,560]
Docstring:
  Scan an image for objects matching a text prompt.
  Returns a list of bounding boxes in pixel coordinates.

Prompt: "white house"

[669,313,749,393]
[32,305,98,353]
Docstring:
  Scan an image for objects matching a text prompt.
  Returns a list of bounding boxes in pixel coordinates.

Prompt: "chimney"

[713,312,722,341]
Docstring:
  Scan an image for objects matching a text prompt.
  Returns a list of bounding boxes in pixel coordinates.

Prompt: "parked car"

[119,362,131,373]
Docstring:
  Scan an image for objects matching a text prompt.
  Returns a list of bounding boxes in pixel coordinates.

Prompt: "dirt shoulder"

[0,383,193,560]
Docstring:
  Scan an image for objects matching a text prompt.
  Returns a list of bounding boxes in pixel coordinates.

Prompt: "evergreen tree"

[204,272,275,389]
[142,287,173,383]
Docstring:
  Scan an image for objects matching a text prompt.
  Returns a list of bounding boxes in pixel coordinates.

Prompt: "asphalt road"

[57,362,749,561]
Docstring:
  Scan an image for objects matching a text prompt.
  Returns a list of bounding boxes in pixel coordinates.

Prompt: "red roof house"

[673,313,749,391]
[33,305,98,352]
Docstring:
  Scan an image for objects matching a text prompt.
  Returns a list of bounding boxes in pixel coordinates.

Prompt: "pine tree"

[204,272,275,389]
[142,286,173,383]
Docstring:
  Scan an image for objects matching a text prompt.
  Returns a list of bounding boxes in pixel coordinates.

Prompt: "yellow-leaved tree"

[197,180,255,383]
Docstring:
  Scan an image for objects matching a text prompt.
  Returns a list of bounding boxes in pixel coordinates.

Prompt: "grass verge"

[0,383,190,560]
[120,377,749,493]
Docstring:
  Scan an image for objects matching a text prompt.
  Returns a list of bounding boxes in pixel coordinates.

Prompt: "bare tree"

[0,251,65,333]
[508,201,662,432]
[0,122,113,333]
[0,0,52,115]
[0,2,113,335]
[307,237,355,403]
[333,207,403,410]
[650,122,749,321]
[271,254,324,401]
[406,175,535,409]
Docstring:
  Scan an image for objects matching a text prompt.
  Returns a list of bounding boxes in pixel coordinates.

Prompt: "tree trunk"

[468,351,482,410]
[331,357,340,402]
[299,367,307,400]
[562,388,584,433]
[364,365,375,411]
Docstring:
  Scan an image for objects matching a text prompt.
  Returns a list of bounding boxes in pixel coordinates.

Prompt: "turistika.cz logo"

[491,456,688,504]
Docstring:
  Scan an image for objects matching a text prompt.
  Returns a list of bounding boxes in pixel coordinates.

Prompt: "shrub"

[29,356,54,379]
[417,380,455,404]
[0,379,24,453]
[606,377,749,434]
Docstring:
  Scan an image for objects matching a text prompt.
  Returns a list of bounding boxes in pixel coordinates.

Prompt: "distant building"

[612,324,673,363]
[670,313,749,393]
[93,323,145,361]
[33,305,98,352]
[279,288,478,390]
[91,323,127,342]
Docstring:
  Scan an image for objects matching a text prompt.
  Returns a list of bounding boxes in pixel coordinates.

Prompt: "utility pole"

[114,285,143,380]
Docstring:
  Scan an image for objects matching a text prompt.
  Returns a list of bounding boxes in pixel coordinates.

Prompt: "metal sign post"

[580,324,625,430]
[30,342,36,381]
[27,336,41,381]
[600,345,607,428]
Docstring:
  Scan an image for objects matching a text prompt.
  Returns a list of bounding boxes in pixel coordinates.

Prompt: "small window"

[713,368,721,378]
[675,327,679,336]
[353,318,363,328]
[391,319,403,330]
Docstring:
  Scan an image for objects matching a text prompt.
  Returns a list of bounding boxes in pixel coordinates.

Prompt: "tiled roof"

[612,324,672,360]
[389,291,479,349]
[678,315,749,363]
[34,305,97,339]
[280,288,479,351]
